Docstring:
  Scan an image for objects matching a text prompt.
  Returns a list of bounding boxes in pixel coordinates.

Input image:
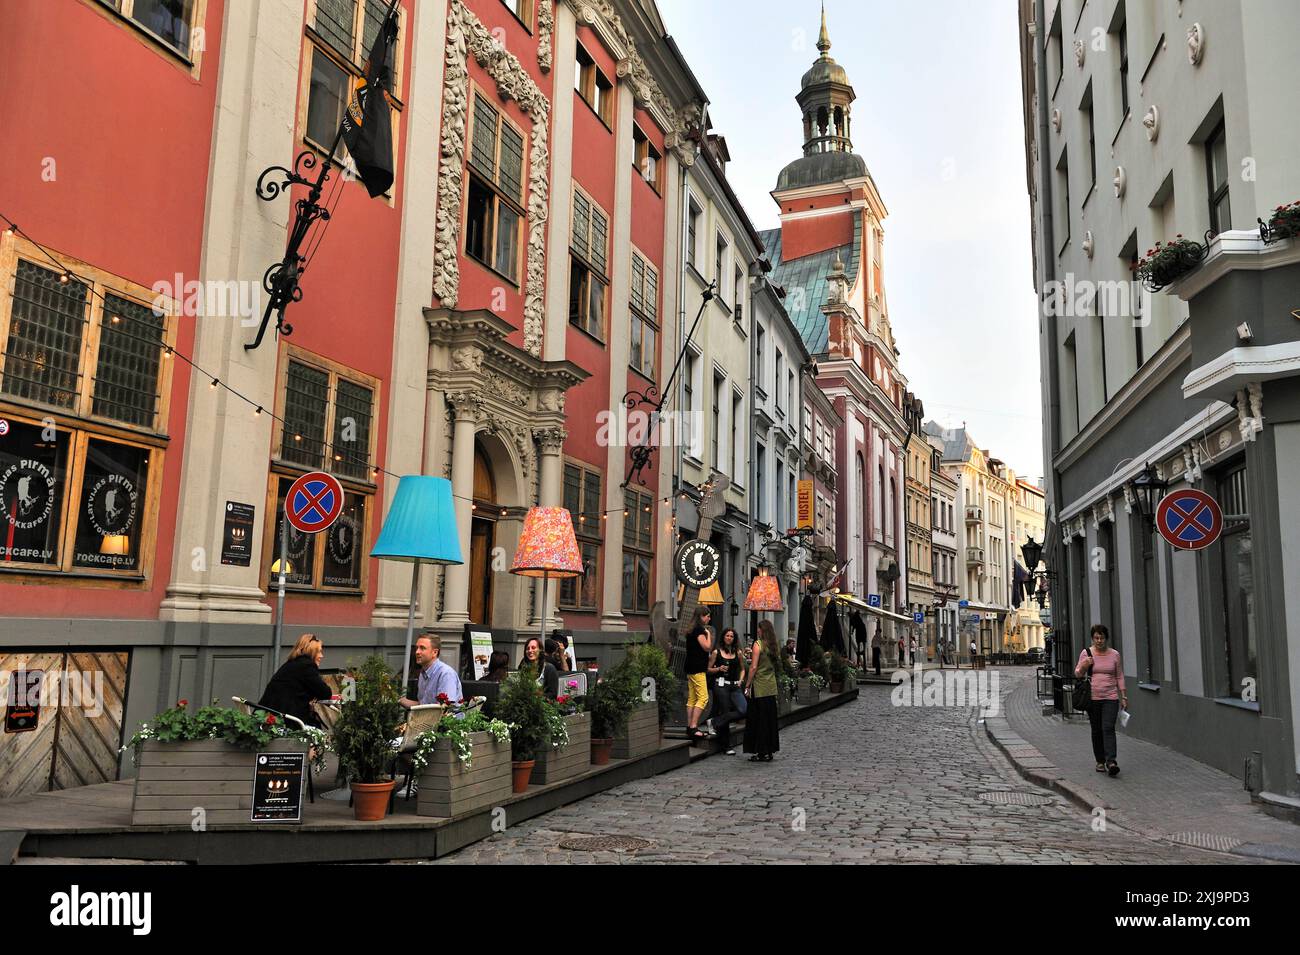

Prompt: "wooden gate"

[0,650,129,798]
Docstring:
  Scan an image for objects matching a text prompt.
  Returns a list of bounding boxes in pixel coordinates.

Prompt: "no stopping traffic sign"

[1155,489,1223,551]
[285,471,344,534]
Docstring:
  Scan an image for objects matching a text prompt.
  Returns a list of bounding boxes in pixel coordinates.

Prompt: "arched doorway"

[468,443,496,626]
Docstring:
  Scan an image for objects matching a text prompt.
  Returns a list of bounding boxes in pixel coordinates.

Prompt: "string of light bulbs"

[1,212,689,522]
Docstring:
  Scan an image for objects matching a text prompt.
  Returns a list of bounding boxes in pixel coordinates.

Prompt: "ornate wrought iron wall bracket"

[246,145,341,351]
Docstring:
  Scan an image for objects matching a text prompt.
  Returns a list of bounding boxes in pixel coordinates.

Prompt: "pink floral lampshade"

[510,507,584,578]
[743,569,784,611]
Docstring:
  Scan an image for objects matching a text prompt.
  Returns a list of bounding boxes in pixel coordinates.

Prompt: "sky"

[657,0,1045,482]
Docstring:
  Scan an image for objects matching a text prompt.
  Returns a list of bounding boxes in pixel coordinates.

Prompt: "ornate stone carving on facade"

[1186,23,1204,65]
[1113,166,1126,198]
[1237,382,1264,442]
[559,0,699,166]
[1082,231,1094,258]
[537,1,554,72]
[434,0,550,355]
[447,390,486,421]
[1181,445,1203,483]
[1217,428,1234,452]
[1142,105,1159,142]
[538,389,565,412]
[534,426,568,454]
[485,371,531,409]
[452,346,484,373]
[484,415,537,489]
[1073,39,1085,68]
[1122,484,1136,515]
[1051,108,1061,133]
[826,252,848,305]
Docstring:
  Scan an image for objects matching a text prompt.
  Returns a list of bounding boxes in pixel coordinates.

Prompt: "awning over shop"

[824,591,914,624]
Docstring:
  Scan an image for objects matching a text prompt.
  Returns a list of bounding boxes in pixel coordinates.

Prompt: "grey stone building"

[1019,0,1300,811]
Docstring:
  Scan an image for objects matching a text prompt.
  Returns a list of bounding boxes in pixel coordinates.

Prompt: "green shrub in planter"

[622,642,677,726]
[495,669,554,761]
[586,661,639,739]
[333,656,405,784]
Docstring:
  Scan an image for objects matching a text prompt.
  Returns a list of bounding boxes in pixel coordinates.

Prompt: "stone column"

[372,0,448,627]
[542,3,577,363]
[159,0,305,624]
[440,392,480,629]
[598,74,636,633]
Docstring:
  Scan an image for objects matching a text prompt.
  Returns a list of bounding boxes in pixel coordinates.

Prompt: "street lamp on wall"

[1129,462,1169,526]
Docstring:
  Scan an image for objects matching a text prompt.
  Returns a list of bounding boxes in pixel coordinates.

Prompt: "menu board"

[251,751,306,822]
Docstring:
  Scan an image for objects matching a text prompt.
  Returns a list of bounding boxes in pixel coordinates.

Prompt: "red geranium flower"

[265,714,277,725]
[177,699,188,707]
[436,692,451,704]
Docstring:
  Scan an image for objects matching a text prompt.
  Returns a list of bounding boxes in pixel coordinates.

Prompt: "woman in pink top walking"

[1075,623,1128,776]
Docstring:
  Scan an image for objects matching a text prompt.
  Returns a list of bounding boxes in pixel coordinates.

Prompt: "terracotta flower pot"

[511,760,536,793]
[350,780,396,821]
[590,737,613,765]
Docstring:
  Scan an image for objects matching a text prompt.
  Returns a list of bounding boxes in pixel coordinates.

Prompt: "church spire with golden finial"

[817,2,831,56]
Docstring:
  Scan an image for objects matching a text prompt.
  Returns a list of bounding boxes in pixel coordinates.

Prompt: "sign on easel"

[251,751,306,822]
[467,628,494,680]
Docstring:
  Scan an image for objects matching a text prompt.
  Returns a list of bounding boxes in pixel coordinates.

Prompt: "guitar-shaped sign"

[650,471,730,657]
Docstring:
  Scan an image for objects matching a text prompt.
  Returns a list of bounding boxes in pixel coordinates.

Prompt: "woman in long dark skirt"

[743,619,781,762]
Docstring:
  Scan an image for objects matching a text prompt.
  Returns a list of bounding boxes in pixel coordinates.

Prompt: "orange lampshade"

[697,580,725,605]
[510,507,584,578]
[743,569,784,611]
[99,535,130,556]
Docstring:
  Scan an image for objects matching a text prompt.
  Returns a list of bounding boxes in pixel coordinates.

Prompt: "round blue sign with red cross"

[285,471,344,534]
[1155,488,1223,551]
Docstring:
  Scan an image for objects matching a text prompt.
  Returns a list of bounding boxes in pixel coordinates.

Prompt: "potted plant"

[622,642,677,742]
[587,663,638,764]
[409,700,513,817]
[332,655,405,820]
[494,669,553,791]
[798,650,831,704]
[1131,233,1211,292]
[123,699,325,827]
[1261,200,1300,242]
[777,650,798,716]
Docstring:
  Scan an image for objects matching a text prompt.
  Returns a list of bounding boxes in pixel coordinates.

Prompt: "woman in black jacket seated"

[519,637,559,700]
[259,634,333,728]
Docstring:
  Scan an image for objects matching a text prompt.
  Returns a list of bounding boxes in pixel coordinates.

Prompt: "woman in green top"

[743,619,781,762]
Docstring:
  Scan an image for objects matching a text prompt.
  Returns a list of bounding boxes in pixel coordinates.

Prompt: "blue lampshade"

[370,476,464,565]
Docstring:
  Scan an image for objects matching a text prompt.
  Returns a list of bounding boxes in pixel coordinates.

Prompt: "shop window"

[465,93,524,282]
[1217,462,1255,698]
[621,487,653,614]
[266,345,378,594]
[575,43,613,126]
[99,0,197,58]
[0,244,174,578]
[560,462,601,610]
[500,0,534,30]
[304,0,403,176]
[628,250,657,379]
[568,189,608,340]
[633,124,660,191]
[1206,121,1231,237]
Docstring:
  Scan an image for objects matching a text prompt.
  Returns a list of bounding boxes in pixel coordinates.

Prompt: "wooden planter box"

[531,712,590,785]
[778,690,793,716]
[611,702,659,759]
[415,730,512,818]
[131,738,307,827]
[796,677,821,706]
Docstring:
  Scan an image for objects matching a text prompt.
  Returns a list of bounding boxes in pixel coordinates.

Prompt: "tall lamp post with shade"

[370,476,464,693]
[511,507,585,652]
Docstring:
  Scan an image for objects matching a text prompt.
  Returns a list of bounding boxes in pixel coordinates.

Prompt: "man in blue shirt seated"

[401,634,463,711]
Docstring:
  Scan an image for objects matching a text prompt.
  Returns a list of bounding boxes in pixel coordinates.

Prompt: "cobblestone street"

[436,675,1234,864]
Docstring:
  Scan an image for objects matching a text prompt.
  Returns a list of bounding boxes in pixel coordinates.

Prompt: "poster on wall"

[220,501,256,567]
[3,669,42,734]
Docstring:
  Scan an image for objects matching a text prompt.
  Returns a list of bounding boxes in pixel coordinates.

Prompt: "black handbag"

[1071,649,1092,710]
